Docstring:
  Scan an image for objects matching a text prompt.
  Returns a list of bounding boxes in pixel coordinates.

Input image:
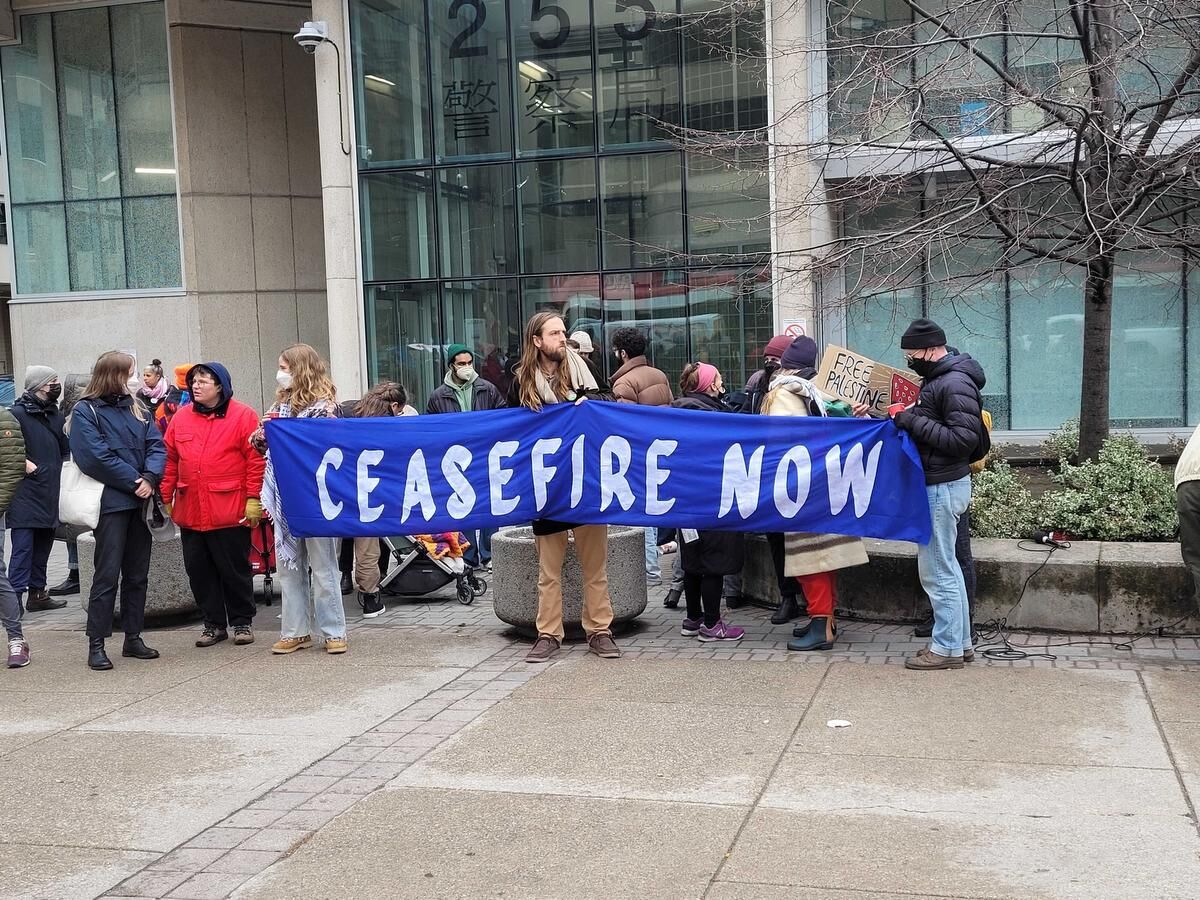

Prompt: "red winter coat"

[160,398,265,531]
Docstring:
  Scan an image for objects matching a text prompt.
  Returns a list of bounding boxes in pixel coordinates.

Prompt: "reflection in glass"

[688,266,772,389]
[441,278,521,393]
[1109,251,1183,428]
[524,274,601,326]
[685,150,769,262]
[430,0,512,159]
[112,3,176,196]
[12,205,68,294]
[124,196,182,289]
[518,157,598,272]
[596,0,681,147]
[361,171,437,280]
[683,0,766,133]
[601,152,684,268]
[1,14,64,204]
[67,201,127,292]
[513,0,596,154]
[352,0,433,167]
[603,271,689,381]
[439,165,518,277]
[55,8,120,201]
[1008,263,1083,430]
[365,283,441,406]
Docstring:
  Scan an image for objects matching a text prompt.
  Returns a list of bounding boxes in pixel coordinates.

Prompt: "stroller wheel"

[262,576,275,607]
[456,579,475,606]
[467,573,488,597]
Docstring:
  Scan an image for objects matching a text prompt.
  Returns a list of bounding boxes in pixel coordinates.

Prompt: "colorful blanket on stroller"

[412,532,470,560]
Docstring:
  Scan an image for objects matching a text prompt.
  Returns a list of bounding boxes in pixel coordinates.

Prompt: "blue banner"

[266,403,931,543]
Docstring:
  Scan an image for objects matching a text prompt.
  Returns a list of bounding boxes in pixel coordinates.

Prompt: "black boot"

[770,593,801,625]
[788,616,834,652]
[724,594,745,609]
[339,573,354,595]
[88,637,112,670]
[913,614,934,638]
[122,634,160,660]
[663,587,681,609]
[48,571,80,596]
[26,588,67,612]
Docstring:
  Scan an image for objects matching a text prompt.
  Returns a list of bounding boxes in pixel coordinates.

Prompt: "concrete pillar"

[310,0,365,398]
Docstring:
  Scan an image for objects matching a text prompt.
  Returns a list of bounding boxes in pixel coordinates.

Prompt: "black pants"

[181,526,255,630]
[767,532,796,600]
[684,573,723,627]
[87,509,152,639]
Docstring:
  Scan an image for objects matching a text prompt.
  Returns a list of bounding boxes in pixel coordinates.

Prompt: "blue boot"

[788,616,834,652]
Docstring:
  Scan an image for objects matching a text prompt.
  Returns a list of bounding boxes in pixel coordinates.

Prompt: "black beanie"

[780,336,818,371]
[900,318,947,350]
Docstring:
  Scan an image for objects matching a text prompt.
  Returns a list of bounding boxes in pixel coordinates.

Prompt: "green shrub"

[1038,435,1178,541]
[970,459,1040,539]
[1041,418,1080,463]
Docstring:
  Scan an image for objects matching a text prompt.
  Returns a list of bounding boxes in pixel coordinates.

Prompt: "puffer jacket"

[160,363,265,532]
[0,407,26,516]
[894,353,987,485]
[669,392,744,576]
[611,357,673,406]
[8,392,68,529]
[68,394,166,514]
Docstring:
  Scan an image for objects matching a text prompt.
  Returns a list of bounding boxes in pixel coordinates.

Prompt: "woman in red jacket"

[160,363,266,648]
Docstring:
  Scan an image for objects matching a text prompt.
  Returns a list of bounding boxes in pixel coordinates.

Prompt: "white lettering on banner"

[773,446,811,518]
[826,442,883,517]
[600,436,635,512]
[489,441,520,515]
[569,435,585,508]
[531,438,563,511]
[718,444,765,519]
[442,445,475,518]
[401,449,435,523]
[316,448,344,520]
[645,439,677,515]
[357,450,385,522]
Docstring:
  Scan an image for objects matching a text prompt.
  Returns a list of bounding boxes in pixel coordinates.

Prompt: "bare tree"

[672,0,1200,459]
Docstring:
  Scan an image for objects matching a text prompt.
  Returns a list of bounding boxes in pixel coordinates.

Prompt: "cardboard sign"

[816,345,922,417]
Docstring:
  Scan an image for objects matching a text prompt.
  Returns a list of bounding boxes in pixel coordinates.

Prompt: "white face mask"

[455,365,477,383]
[127,372,140,395]
[276,369,293,390]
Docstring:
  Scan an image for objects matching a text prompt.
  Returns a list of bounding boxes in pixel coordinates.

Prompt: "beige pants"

[534,525,614,640]
[353,536,382,594]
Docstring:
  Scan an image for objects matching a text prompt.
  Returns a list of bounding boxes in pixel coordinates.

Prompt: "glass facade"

[0,2,181,295]
[350,0,771,407]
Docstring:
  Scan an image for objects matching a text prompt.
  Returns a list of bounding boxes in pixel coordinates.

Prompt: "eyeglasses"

[191,377,216,386]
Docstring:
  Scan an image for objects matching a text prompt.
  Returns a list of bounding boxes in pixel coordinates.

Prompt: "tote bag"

[59,403,106,530]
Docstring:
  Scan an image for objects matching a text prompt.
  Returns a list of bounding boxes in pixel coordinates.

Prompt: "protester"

[173,364,194,408]
[9,366,69,612]
[891,319,988,671]
[1177,424,1200,605]
[670,362,745,642]
[740,334,793,414]
[70,351,166,671]
[0,405,31,666]
[426,344,505,571]
[252,343,347,655]
[567,330,609,392]
[510,313,621,663]
[138,359,182,435]
[762,337,869,650]
[161,363,265,647]
[913,513,975,639]
[349,382,417,617]
[48,374,89,598]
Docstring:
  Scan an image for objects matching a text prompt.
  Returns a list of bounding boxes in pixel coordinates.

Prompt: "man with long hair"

[508,312,621,663]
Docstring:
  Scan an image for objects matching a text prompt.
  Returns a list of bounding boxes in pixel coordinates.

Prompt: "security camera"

[293,20,329,54]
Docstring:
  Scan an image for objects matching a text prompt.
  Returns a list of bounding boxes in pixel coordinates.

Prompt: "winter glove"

[244,497,263,528]
[165,502,173,517]
[892,409,915,432]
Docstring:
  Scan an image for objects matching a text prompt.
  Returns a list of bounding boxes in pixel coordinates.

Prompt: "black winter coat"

[894,353,987,485]
[8,393,68,529]
[426,378,506,414]
[670,392,745,576]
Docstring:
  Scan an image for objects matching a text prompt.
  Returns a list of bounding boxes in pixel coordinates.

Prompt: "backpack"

[969,408,993,474]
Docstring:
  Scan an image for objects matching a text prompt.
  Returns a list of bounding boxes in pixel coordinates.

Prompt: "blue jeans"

[278,536,345,640]
[644,528,660,579]
[917,476,972,658]
[463,527,495,567]
[9,526,54,594]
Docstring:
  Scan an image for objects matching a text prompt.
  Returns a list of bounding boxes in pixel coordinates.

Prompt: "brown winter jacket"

[611,357,673,406]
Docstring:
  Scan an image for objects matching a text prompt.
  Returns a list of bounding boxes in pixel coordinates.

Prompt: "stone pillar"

[310,0,365,398]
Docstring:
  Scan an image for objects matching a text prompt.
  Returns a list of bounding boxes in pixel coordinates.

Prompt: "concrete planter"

[740,534,1200,635]
[491,526,647,636]
[77,530,199,621]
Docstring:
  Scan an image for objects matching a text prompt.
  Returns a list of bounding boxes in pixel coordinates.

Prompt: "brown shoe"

[233,626,254,645]
[271,635,312,654]
[25,588,66,612]
[325,637,348,654]
[587,631,621,659]
[905,648,963,670]
[525,635,559,664]
[963,649,975,663]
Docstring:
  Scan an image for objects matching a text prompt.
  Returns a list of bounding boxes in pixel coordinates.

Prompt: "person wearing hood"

[70,351,167,671]
[670,362,746,643]
[8,365,69,612]
[892,319,988,671]
[161,363,266,648]
[762,337,870,650]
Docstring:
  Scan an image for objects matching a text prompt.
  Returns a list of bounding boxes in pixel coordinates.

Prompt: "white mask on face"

[127,372,140,395]
[455,365,477,383]
[276,370,293,390]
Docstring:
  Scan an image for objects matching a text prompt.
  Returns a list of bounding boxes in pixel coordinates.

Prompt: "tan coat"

[611,357,673,406]
[762,376,870,578]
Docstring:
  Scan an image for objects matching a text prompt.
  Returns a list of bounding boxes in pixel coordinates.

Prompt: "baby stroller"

[379,534,488,605]
[249,517,277,605]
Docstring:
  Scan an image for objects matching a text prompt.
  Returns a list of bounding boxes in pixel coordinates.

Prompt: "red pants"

[796,571,836,617]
